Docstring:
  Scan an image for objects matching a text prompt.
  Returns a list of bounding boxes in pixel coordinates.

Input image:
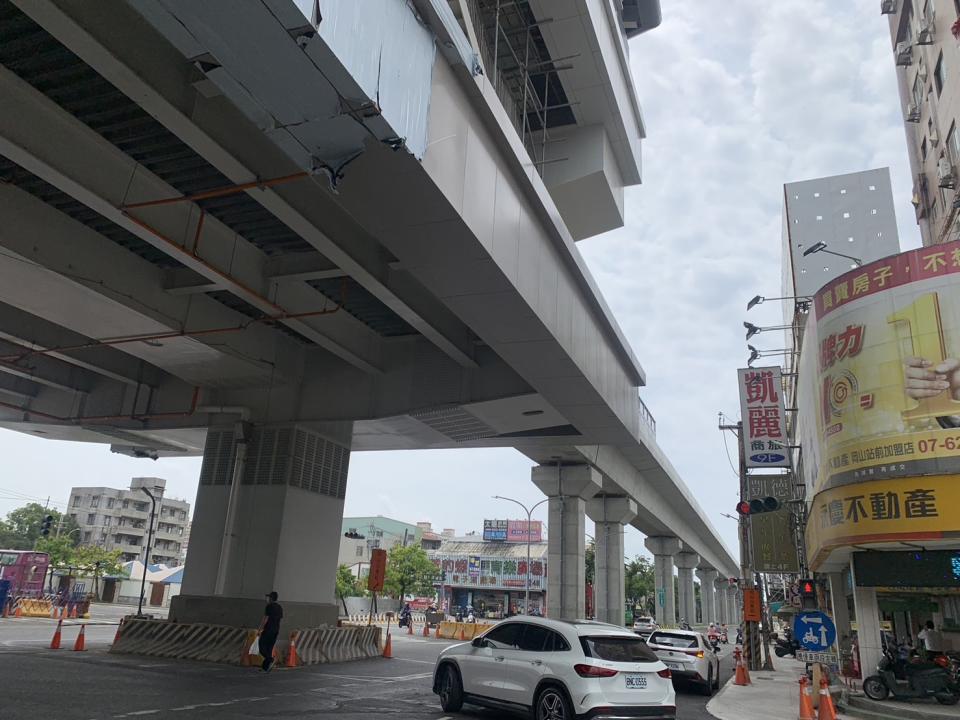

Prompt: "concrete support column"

[674,552,699,626]
[853,582,883,678]
[697,568,719,625]
[644,537,681,628]
[828,572,851,649]
[586,496,637,627]
[173,422,352,629]
[715,579,729,625]
[728,586,741,625]
[533,464,602,620]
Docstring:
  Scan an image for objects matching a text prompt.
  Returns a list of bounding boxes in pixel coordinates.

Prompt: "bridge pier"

[587,496,636,627]
[644,536,681,627]
[697,568,719,625]
[533,464,601,620]
[715,578,729,625]
[726,585,740,626]
[171,421,352,630]
[675,551,699,627]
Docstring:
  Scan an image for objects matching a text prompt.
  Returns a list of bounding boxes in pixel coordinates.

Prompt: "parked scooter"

[773,635,800,658]
[720,625,729,644]
[863,647,960,705]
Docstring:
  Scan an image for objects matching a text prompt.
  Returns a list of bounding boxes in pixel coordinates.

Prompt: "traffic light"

[798,578,817,609]
[343,531,365,540]
[40,514,53,536]
[735,497,781,515]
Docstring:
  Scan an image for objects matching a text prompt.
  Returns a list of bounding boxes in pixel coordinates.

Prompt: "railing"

[638,396,656,437]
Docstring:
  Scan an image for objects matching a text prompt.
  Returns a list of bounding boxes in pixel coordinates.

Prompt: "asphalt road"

[0,610,735,719]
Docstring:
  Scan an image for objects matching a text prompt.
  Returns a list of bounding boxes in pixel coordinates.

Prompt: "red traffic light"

[799,578,816,597]
[736,501,752,515]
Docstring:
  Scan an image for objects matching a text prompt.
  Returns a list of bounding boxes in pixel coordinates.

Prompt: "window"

[949,123,960,166]
[356,545,364,557]
[106,497,115,509]
[90,495,100,508]
[72,496,81,507]
[581,636,659,663]
[518,624,553,651]
[122,500,129,509]
[935,53,946,96]
[648,631,698,649]
[913,73,924,109]
[86,513,96,524]
[483,623,522,649]
[83,531,91,543]
[922,137,928,161]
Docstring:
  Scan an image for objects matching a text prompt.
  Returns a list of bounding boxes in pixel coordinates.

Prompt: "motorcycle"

[707,632,721,652]
[863,647,960,705]
[735,628,743,646]
[398,611,412,628]
[774,635,800,658]
[720,626,729,644]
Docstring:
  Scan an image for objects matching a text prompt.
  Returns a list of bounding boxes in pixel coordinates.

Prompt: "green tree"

[625,555,656,614]
[0,502,79,550]
[384,544,438,599]
[35,535,78,591]
[336,564,366,598]
[73,545,124,598]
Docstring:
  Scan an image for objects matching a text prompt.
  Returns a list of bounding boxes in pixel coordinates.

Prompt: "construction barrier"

[436,621,492,640]
[343,612,428,624]
[294,626,381,665]
[110,618,251,665]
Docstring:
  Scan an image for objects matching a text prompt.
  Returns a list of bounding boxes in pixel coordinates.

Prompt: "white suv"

[645,629,720,696]
[433,617,676,720]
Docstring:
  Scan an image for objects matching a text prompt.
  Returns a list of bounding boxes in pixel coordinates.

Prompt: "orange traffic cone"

[817,677,837,720]
[408,619,414,635]
[69,605,77,619]
[50,619,63,650]
[423,622,430,637]
[73,624,86,651]
[383,632,393,658]
[459,625,466,641]
[434,623,441,639]
[112,618,125,646]
[14,603,22,618]
[798,676,815,720]
[287,632,300,668]
[733,648,751,686]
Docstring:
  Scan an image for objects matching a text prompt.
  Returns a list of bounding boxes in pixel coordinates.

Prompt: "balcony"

[639,396,656,438]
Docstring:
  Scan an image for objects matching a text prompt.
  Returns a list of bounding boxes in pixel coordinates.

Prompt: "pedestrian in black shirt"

[258,591,283,672]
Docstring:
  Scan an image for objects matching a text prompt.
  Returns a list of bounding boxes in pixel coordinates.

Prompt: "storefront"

[797,240,960,677]
[430,538,548,618]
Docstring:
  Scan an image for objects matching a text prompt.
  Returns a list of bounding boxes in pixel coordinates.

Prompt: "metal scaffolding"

[455,0,577,175]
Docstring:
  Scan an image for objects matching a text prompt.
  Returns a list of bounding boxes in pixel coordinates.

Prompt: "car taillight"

[574,664,619,678]
[657,669,672,679]
[685,650,704,658]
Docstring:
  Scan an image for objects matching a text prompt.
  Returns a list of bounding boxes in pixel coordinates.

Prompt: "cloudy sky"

[0,1,919,564]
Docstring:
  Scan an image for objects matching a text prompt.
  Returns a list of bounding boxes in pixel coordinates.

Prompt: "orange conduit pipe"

[120,171,309,210]
[0,386,200,424]
[0,277,348,365]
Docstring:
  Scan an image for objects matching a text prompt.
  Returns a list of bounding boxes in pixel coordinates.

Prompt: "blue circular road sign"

[793,610,837,652]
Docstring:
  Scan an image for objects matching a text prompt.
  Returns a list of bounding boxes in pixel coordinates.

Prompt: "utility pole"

[719,419,764,671]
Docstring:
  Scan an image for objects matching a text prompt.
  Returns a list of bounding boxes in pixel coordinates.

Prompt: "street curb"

[705,676,735,719]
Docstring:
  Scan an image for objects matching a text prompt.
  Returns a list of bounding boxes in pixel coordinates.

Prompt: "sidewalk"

[707,657,847,720]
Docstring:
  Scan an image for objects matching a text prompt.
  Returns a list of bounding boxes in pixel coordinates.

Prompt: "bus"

[0,550,49,596]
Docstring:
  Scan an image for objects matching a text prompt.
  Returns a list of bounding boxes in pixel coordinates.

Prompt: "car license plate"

[665,662,682,670]
[624,674,647,689]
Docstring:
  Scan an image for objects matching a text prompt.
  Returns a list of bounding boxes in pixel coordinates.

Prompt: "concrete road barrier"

[436,621,492,640]
[295,626,381,664]
[110,618,249,664]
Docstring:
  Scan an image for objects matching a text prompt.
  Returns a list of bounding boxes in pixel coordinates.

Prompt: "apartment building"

[884,0,960,245]
[67,477,190,566]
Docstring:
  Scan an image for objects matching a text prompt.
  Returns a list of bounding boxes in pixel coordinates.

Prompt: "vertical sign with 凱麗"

[738,367,791,468]
[367,548,387,592]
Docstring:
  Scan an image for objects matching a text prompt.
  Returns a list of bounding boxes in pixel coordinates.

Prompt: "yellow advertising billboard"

[797,239,960,496]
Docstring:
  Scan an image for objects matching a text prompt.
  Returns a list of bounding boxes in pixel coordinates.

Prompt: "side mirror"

[471,637,485,648]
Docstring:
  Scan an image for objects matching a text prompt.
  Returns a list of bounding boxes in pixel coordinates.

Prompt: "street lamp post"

[136,485,162,617]
[492,495,548,614]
